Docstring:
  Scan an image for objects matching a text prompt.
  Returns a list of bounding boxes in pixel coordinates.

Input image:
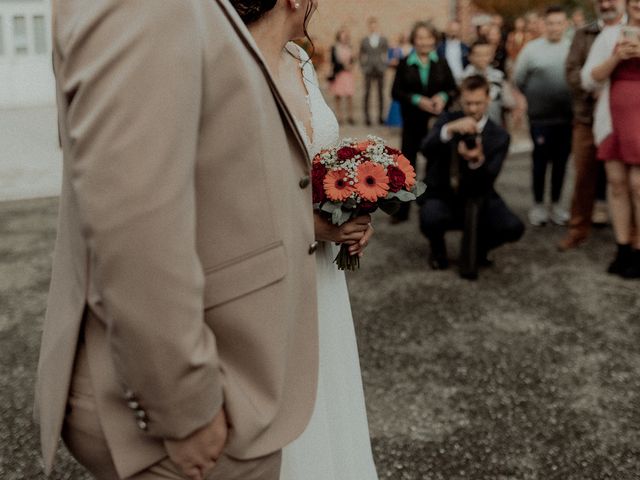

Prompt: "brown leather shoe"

[557,234,587,252]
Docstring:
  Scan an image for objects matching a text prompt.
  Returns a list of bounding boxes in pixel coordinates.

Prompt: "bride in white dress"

[228,1,379,479]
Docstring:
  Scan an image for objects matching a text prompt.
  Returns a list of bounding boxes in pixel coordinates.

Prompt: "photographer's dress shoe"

[428,237,448,270]
[429,253,449,270]
[459,270,479,281]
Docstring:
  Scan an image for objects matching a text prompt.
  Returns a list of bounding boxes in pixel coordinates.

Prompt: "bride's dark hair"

[229,0,316,60]
[229,0,278,25]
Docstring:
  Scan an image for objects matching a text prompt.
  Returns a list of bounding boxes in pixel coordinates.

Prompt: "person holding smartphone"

[582,0,640,279]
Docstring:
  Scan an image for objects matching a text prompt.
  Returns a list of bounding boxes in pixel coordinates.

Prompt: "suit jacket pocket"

[203,241,287,309]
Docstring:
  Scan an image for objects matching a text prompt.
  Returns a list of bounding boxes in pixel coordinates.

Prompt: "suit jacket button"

[124,389,136,401]
[299,175,310,189]
[137,420,149,431]
[127,401,140,410]
[135,410,147,420]
[308,241,319,254]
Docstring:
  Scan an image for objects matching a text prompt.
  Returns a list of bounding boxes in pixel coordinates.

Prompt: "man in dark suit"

[420,75,524,280]
[436,20,470,84]
[360,17,389,126]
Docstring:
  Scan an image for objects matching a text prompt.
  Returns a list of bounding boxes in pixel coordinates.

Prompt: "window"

[33,15,47,54]
[13,16,28,55]
[0,17,4,56]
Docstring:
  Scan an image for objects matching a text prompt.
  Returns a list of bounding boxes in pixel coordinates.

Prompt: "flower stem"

[334,244,360,271]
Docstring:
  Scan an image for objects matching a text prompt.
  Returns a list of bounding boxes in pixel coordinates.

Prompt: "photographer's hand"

[446,117,478,136]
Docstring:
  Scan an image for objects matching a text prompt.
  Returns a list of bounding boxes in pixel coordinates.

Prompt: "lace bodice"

[286,43,340,157]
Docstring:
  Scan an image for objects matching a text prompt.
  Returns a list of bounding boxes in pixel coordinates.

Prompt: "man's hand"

[164,408,228,480]
[458,137,484,165]
[446,117,479,136]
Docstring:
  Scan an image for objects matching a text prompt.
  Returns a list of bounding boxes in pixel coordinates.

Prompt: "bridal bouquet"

[312,135,426,271]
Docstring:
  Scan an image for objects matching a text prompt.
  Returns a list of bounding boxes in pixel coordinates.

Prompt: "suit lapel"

[214,0,311,165]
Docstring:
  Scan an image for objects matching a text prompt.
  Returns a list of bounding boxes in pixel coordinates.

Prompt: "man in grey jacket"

[360,17,388,126]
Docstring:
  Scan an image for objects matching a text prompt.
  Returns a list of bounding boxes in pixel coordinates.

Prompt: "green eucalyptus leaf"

[412,181,427,198]
[387,190,416,202]
[321,202,341,214]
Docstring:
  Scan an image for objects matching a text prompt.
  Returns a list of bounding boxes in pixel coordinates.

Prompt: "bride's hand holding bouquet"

[314,213,374,258]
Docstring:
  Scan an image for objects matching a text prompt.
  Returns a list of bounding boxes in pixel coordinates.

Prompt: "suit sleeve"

[59,0,222,440]
[566,29,587,96]
[421,114,451,156]
[464,131,510,189]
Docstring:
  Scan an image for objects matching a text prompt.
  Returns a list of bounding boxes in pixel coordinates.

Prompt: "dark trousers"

[530,122,573,203]
[364,72,384,123]
[393,120,430,220]
[419,196,525,254]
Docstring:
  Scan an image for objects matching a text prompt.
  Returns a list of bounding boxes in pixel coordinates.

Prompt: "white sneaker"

[528,204,549,227]
[550,204,570,226]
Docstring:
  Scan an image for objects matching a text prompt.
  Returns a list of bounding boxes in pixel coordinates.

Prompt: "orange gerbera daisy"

[396,154,416,190]
[324,169,355,202]
[356,162,389,202]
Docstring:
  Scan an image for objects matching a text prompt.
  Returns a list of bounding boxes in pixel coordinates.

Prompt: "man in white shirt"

[437,20,470,84]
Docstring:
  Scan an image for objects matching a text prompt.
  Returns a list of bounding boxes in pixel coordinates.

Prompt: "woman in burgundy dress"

[583,0,640,279]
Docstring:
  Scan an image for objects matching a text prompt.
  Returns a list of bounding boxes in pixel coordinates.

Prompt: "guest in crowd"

[360,17,389,126]
[582,0,640,278]
[486,24,508,73]
[419,75,524,280]
[388,32,413,68]
[514,6,573,227]
[559,0,626,251]
[526,11,545,40]
[463,40,511,126]
[507,17,529,62]
[573,8,588,30]
[329,27,356,125]
[391,21,457,223]
[437,20,470,84]
[386,33,413,128]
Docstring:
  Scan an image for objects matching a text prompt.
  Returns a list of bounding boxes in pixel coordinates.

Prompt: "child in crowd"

[463,40,515,126]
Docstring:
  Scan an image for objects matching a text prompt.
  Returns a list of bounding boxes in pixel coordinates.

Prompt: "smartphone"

[620,26,640,43]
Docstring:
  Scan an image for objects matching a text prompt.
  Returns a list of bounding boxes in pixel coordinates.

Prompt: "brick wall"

[309,0,483,64]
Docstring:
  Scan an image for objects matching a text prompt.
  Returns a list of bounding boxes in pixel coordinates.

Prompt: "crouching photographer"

[419,75,525,280]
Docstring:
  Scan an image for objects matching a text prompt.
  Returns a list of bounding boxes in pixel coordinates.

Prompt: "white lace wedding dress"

[279,43,379,480]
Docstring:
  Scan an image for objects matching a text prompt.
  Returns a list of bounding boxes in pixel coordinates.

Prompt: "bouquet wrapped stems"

[335,244,361,271]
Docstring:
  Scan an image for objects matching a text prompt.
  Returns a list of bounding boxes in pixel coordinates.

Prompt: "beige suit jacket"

[35,0,319,477]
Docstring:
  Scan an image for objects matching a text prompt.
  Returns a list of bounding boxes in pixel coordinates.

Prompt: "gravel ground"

[1,148,639,479]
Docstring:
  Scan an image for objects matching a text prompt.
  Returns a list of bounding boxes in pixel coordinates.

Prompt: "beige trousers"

[62,340,282,480]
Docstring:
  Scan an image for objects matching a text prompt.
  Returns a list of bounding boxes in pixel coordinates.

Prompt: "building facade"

[0,0,485,108]
[0,0,54,108]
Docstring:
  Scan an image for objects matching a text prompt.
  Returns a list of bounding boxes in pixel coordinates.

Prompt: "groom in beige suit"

[35,0,320,479]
